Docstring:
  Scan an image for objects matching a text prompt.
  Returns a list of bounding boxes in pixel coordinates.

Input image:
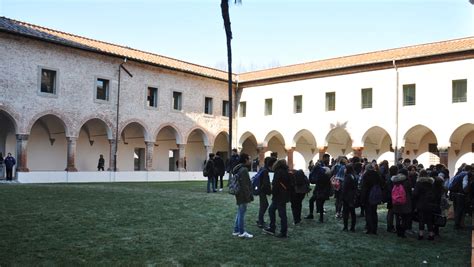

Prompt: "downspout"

[234,75,239,153]
[393,59,399,164]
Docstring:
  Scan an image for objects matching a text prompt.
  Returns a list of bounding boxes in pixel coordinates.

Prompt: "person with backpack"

[341,164,358,232]
[332,157,347,219]
[305,162,331,222]
[384,165,398,233]
[256,157,276,228]
[263,159,291,238]
[232,153,254,238]
[391,170,412,238]
[449,164,472,229]
[290,169,310,225]
[412,170,437,240]
[213,152,226,191]
[204,153,217,193]
[361,164,383,235]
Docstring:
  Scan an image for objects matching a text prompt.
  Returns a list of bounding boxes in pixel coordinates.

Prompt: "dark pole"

[221,0,233,171]
[114,60,133,172]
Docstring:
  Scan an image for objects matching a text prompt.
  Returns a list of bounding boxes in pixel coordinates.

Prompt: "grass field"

[0,181,471,266]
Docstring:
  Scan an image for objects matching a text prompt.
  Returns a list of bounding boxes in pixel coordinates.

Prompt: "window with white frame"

[205,97,213,115]
[452,79,467,103]
[96,78,109,101]
[239,101,246,117]
[265,98,273,116]
[403,84,416,106]
[325,92,335,111]
[222,100,229,117]
[173,91,182,110]
[40,68,57,94]
[147,87,158,107]
[294,95,303,113]
[361,88,372,109]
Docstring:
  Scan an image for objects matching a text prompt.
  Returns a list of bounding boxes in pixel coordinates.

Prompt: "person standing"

[4,153,16,181]
[263,159,290,238]
[412,170,436,240]
[361,164,383,235]
[213,152,225,191]
[342,164,357,232]
[205,153,217,193]
[256,156,276,228]
[97,154,105,171]
[232,153,254,238]
[391,171,412,238]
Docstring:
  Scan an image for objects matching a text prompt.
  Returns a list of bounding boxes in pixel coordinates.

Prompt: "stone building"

[0,17,473,182]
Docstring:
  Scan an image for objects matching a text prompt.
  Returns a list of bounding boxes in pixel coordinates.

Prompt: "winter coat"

[213,156,225,176]
[390,174,412,214]
[314,170,331,200]
[360,169,382,205]
[233,164,253,205]
[205,159,216,178]
[432,176,445,214]
[342,173,358,207]
[227,154,240,172]
[412,176,437,212]
[271,161,291,204]
[259,167,272,196]
[4,156,15,169]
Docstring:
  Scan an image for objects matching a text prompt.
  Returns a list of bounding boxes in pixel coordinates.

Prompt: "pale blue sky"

[1,0,473,72]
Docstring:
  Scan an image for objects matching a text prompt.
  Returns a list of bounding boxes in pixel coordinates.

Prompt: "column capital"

[437,145,449,153]
[16,134,29,141]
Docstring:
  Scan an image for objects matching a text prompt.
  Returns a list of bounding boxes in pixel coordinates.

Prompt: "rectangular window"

[96,78,109,101]
[265,98,273,116]
[452,79,467,103]
[361,88,372,109]
[147,87,158,107]
[40,69,56,94]
[403,84,416,106]
[294,95,303,113]
[222,100,229,117]
[173,91,182,110]
[204,97,213,115]
[325,92,335,111]
[239,101,247,117]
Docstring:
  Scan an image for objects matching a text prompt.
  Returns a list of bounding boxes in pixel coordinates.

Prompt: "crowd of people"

[227,150,474,240]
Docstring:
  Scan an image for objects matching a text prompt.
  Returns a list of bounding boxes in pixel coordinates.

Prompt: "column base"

[65,167,78,172]
[16,167,30,172]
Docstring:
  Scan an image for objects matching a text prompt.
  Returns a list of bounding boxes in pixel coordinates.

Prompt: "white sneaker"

[238,232,253,238]
[232,232,240,236]
[219,188,223,192]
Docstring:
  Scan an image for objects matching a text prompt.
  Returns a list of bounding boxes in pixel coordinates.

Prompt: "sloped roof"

[0,16,231,82]
[238,36,474,83]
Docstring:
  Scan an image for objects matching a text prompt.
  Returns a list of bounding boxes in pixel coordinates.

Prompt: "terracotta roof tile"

[238,36,474,83]
[0,16,231,82]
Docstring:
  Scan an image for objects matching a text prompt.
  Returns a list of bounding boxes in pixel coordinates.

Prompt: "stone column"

[257,146,267,168]
[205,145,213,158]
[16,134,29,172]
[145,141,154,171]
[178,144,186,171]
[438,146,449,167]
[65,137,78,172]
[286,147,295,170]
[318,146,328,160]
[107,139,116,171]
[352,146,364,158]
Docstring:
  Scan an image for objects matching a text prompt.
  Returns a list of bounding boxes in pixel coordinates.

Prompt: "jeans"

[234,203,248,234]
[215,174,224,189]
[269,201,288,235]
[343,201,356,230]
[308,192,317,214]
[316,199,326,222]
[418,210,434,232]
[335,191,343,214]
[395,213,410,236]
[6,167,13,180]
[453,193,466,228]
[386,208,394,230]
[258,194,269,225]
[290,193,305,224]
[207,176,216,192]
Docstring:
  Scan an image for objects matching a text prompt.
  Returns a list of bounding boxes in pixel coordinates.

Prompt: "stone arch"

[403,124,438,151]
[325,127,352,158]
[0,105,19,133]
[239,131,258,159]
[76,115,114,139]
[119,119,151,142]
[184,127,211,147]
[263,130,285,148]
[362,126,394,162]
[403,124,439,166]
[238,131,258,149]
[154,123,183,145]
[263,130,286,159]
[292,129,317,170]
[450,124,474,173]
[212,130,229,156]
[184,127,211,171]
[76,118,113,171]
[449,123,474,153]
[27,110,72,137]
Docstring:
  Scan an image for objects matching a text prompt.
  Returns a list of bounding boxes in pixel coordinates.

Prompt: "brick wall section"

[0,32,232,144]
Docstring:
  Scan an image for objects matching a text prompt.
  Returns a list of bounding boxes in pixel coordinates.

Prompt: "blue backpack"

[369,184,382,205]
[251,168,266,196]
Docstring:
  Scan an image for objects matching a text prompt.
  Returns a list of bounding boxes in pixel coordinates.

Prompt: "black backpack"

[294,170,311,194]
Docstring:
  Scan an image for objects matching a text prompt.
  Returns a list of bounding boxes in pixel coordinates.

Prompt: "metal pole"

[114,64,121,172]
[393,60,399,164]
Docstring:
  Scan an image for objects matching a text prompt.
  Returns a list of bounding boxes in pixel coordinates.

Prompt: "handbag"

[433,213,447,227]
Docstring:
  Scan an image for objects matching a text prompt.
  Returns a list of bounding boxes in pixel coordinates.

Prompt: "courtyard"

[0,181,470,266]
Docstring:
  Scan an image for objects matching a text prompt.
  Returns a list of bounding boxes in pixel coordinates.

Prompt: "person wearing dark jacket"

[385,165,398,233]
[361,164,382,234]
[342,164,357,232]
[391,172,412,238]
[213,152,226,191]
[205,153,217,193]
[290,169,308,225]
[232,153,254,238]
[263,159,290,238]
[4,152,16,181]
[412,170,436,240]
[305,164,331,223]
[256,156,276,228]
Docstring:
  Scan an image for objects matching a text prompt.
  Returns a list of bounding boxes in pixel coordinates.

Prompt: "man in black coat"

[361,164,383,234]
[213,152,226,191]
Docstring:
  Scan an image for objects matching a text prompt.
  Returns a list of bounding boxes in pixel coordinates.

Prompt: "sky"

[0,0,473,72]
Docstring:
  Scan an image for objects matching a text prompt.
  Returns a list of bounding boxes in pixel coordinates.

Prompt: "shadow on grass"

[0,182,470,266]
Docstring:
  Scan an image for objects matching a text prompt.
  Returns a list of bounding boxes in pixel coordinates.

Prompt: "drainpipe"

[114,58,133,172]
[393,59,399,164]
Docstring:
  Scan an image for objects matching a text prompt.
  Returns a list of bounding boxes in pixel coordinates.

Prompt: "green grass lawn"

[0,181,471,266]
